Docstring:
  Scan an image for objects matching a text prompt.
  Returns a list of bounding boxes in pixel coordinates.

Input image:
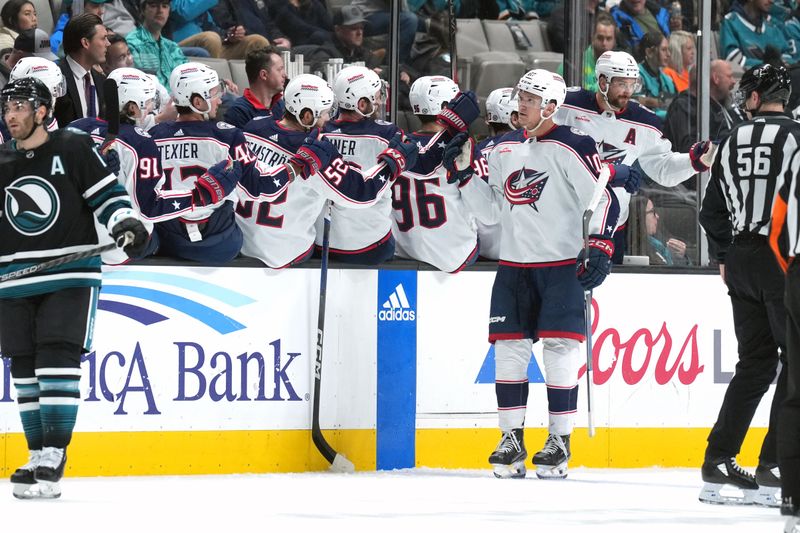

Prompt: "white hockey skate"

[532,434,570,479]
[698,457,757,505]
[754,465,781,508]
[488,428,527,479]
[11,449,41,500]
[32,447,66,499]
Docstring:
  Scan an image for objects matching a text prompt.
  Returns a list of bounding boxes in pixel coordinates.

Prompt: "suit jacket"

[54,57,107,127]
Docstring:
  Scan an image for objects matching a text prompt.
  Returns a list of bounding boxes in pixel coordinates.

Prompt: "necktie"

[84,73,96,118]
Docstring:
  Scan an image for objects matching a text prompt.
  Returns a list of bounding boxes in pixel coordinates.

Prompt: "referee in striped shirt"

[699,63,795,505]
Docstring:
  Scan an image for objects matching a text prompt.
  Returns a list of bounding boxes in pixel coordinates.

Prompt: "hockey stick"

[448,0,458,83]
[581,165,611,439]
[101,78,119,154]
[0,233,133,283]
[311,201,355,473]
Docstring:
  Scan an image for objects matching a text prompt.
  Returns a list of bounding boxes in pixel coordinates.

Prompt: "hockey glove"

[378,132,419,179]
[103,148,121,175]
[689,140,717,172]
[108,209,150,259]
[437,91,480,133]
[192,159,242,207]
[443,132,476,185]
[608,163,641,194]
[576,235,614,291]
[290,135,340,179]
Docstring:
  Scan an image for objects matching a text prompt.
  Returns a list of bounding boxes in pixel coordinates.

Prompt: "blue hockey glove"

[378,132,419,179]
[576,235,614,290]
[437,91,480,133]
[192,159,242,207]
[108,209,150,258]
[608,163,641,194]
[103,148,121,175]
[290,134,340,179]
[443,132,476,185]
[689,140,716,172]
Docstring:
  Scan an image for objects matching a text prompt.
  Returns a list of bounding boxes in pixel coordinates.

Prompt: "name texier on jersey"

[486,125,619,265]
[555,87,696,224]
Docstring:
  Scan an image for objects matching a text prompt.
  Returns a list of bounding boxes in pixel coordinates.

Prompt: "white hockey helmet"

[10,57,66,105]
[284,73,335,127]
[485,87,518,127]
[169,62,224,113]
[595,51,641,87]
[409,75,459,115]
[514,69,567,114]
[333,66,383,113]
[108,67,159,117]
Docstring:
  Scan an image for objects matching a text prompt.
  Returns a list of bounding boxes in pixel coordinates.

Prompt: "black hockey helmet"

[734,63,792,112]
[0,76,53,114]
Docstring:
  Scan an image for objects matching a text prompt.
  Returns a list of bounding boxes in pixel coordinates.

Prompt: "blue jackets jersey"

[224,89,285,130]
[471,133,507,260]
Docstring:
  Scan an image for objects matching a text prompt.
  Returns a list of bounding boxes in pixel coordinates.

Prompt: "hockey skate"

[532,434,570,479]
[488,428,527,479]
[754,464,781,507]
[784,497,800,533]
[11,449,41,499]
[33,447,66,499]
[698,457,757,505]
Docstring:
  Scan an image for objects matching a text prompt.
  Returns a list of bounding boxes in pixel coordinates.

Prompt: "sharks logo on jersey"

[504,167,548,211]
[5,175,60,236]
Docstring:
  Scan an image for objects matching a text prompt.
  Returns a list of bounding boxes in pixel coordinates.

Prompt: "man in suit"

[53,13,109,126]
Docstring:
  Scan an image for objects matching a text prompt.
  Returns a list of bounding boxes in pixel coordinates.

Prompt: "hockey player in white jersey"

[555,50,716,262]
[239,73,419,269]
[389,75,492,273]
[484,69,625,480]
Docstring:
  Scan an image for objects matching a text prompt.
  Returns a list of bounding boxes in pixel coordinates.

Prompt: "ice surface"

[1,468,785,532]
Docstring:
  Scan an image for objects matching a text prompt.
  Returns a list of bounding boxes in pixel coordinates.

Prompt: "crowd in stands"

[2,0,800,269]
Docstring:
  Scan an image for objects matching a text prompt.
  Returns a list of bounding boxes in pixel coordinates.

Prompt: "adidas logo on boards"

[378,284,415,321]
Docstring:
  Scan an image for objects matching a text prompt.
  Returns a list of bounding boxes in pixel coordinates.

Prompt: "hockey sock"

[37,367,81,449]
[495,339,533,430]
[11,357,43,450]
[543,338,581,436]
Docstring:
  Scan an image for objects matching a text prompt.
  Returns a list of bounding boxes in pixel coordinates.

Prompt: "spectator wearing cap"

[126,0,188,87]
[274,0,332,47]
[51,0,109,56]
[307,6,382,72]
[54,13,108,125]
[0,0,38,56]
[5,27,57,70]
[223,45,286,128]
[353,0,418,64]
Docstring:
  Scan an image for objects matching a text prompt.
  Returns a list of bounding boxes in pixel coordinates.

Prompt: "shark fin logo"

[475,345,545,384]
[5,176,60,236]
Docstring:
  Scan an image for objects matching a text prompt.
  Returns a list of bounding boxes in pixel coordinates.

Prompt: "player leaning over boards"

[555,50,716,263]
[483,69,624,479]
[700,64,797,507]
[0,78,149,499]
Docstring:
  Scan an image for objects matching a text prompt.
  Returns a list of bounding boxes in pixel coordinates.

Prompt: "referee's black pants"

[706,236,788,467]
[781,260,800,500]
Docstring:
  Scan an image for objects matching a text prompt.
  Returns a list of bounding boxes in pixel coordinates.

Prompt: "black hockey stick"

[0,233,133,283]
[311,201,355,473]
[101,78,119,153]
[581,165,611,439]
[448,0,458,83]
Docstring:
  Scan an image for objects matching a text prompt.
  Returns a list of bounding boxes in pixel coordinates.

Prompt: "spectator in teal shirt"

[126,0,187,87]
[720,0,799,68]
[635,31,676,120]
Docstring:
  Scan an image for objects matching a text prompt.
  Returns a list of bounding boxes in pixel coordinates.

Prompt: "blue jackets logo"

[378,283,416,321]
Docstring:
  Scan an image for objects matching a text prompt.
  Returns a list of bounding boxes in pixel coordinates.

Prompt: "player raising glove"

[289,130,342,179]
[576,235,614,290]
[608,163,641,194]
[102,148,121,176]
[107,208,150,258]
[442,132,475,185]
[191,159,242,207]
[377,132,419,179]
[437,90,480,133]
[689,140,718,172]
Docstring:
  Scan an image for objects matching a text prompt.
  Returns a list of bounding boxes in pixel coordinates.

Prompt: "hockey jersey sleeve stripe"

[83,174,120,198]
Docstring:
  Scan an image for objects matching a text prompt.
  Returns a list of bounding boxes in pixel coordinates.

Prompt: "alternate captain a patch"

[5,175,61,236]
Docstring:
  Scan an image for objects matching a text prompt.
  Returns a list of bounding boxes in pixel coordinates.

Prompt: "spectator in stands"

[102,0,140,37]
[6,28,57,70]
[51,0,108,56]
[223,45,285,128]
[212,0,290,49]
[353,1,418,63]
[0,0,38,56]
[610,0,672,54]
[635,31,676,119]
[557,12,616,93]
[627,195,691,266]
[307,7,382,73]
[784,8,800,58]
[495,0,558,20]
[127,0,188,87]
[546,0,600,54]
[721,0,799,67]
[102,33,134,74]
[663,30,694,92]
[54,13,109,126]
[273,0,332,47]
[663,59,742,153]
